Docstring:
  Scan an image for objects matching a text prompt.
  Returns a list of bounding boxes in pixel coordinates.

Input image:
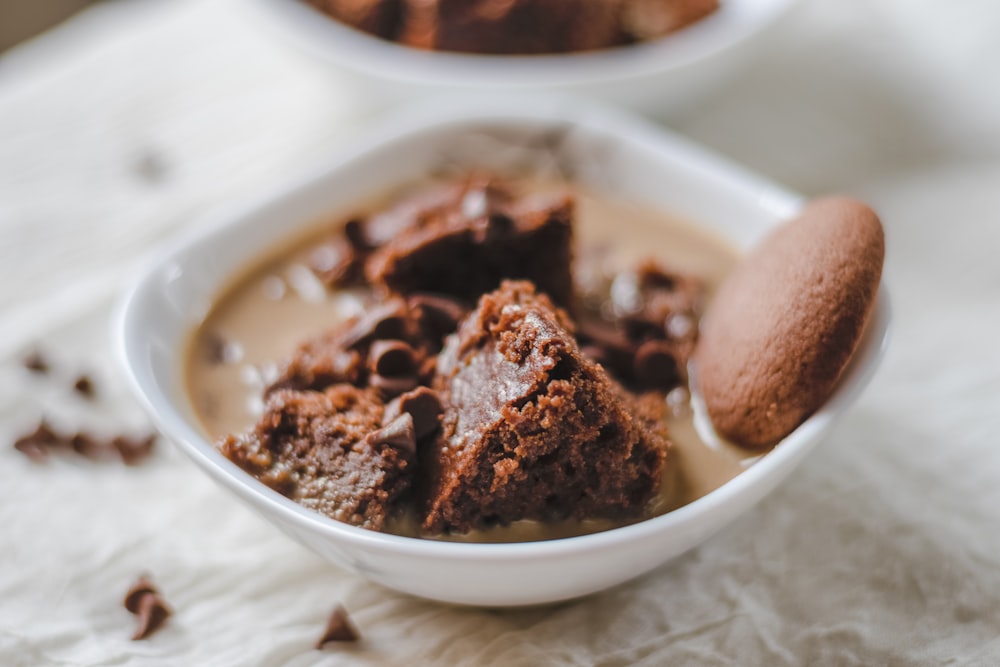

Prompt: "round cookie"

[695,197,884,449]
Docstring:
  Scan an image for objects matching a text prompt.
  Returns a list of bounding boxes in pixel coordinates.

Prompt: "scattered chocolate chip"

[340,300,409,349]
[409,293,468,338]
[113,434,157,466]
[73,375,95,399]
[368,340,418,378]
[316,605,360,648]
[13,421,58,462]
[22,350,50,374]
[70,433,105,459]
[123,576,158,613]
[369,373,419,398]
[633,340,682,390]
[12,420,157,465]
[365,413,416,456]
[383,387,443,440]
[123,576,172,640]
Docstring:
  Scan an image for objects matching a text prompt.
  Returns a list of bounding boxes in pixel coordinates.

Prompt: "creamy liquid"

[186,186,755,542]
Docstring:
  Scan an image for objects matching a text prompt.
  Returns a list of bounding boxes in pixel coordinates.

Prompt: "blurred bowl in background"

[245,0,800,115]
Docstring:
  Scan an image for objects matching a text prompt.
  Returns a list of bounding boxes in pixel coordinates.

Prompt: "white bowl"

[117,98,889,607]
[245,0,800,114]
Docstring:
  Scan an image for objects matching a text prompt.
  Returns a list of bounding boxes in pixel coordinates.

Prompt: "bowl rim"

[117,97,890,563]
[245,0,801,88]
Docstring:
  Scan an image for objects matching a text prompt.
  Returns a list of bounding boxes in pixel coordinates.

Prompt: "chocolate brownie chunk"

[267,293,466,397]
[420,281,668,534]
[578,261,704,391]
[220,385,413,530]
[365,179,575,307]
[696,197,885,449]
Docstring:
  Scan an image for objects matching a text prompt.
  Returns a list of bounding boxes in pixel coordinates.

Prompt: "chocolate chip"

[133,593,171,640]
[14,420,157,465]
[22,350,50,374]
[73,375,95,399]
[310,238,362,288]
[123,576,158,613]
[113,434,157,465]
[340,300,409,349]
[383,387,444,439]
[13,421,58,462]
[633,340,682,390]
[366,413,416,456]
[409,293,467,338]
[124,576,171,640]
[70,433,106,459]
[369,373,419,398]
[578,321,635,377]
[316,604,360,648]
[342,218,370,250]
[368,340,418,377]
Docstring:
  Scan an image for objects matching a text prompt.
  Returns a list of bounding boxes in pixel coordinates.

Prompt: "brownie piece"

[420,281,669,534]
[220,385,413,530]
[399,0,624,54]
[365,179,575,307]
[306,0,402,39]
[578,260,704,391]
[267,294,467,397]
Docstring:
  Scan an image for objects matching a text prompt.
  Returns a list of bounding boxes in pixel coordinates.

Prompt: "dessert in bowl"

[246,0,801,112]
[118,99,889,606]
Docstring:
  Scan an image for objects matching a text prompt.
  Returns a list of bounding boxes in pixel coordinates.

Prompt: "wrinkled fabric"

[2,1,999,665]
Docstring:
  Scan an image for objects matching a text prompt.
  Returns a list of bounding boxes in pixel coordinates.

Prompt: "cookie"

[695,197,885,449]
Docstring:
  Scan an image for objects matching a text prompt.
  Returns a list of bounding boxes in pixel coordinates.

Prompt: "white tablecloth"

[2,1,1000,665]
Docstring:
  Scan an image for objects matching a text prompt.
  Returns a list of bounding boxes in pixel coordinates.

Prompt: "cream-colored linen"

[2,1,999,665]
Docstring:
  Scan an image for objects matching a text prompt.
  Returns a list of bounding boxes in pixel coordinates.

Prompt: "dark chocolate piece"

[363,179,575,308]
[408,293,468,342]
[123,576,172,640]
[383,386,443,440]
[367,340,418,378]
[340,299,410,350]
[316,604,361,648]
[366,413,416,456]
[13,421,57,462]
[632,339,682,390]
[73,375,95,399]
[22,350,50,374]
[113,434,158,466]
[13,420,156,465]
[369,373,419,398]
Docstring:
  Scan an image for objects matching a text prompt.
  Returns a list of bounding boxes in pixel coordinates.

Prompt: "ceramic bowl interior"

[246,0,801,113]
[118,99,889,606]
